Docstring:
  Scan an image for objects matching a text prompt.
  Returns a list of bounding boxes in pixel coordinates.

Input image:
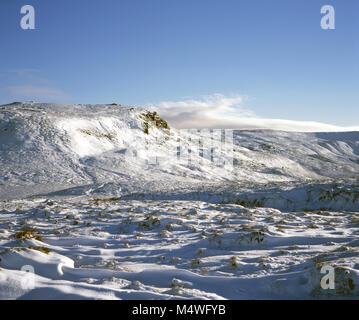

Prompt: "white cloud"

[151,94,359,132]
[5,85,69,102]
[150,93,253,127]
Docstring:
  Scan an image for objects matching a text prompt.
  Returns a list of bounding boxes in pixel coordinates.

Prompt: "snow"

[0,102,358,299]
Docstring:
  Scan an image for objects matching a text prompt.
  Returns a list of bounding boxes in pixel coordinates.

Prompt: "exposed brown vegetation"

[14,227,43,241]
[140,111,170,134]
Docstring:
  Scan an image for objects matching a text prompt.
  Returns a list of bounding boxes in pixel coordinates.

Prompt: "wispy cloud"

[0,69,70,104]
[5,85,69,102]
[151,94,359,132]
[9,68,41,78]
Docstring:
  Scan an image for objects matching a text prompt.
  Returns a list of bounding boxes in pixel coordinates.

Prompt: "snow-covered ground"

[0,102,358,299]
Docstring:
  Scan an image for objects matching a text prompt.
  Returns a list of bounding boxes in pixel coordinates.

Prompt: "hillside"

[0,102,359,300]
[1,102,359,200]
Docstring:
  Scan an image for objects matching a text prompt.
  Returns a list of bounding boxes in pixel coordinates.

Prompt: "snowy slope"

[0,102,359,300]
[0,102,233,198]
[1,102,359,199]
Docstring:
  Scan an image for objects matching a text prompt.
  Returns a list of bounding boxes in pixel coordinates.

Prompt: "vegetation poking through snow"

[14,227,43,242]
[0,197,358,299]
[140,111,170,134]
[78,128,116,141]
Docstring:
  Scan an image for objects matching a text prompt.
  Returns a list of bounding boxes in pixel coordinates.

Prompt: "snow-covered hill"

[1,102,359,200]
[1,102,359,300]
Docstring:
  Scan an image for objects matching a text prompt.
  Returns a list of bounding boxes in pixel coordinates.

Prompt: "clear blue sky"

[0,0,358,126]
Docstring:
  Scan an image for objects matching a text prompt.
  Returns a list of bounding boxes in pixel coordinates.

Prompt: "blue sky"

[0,0,358,127]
